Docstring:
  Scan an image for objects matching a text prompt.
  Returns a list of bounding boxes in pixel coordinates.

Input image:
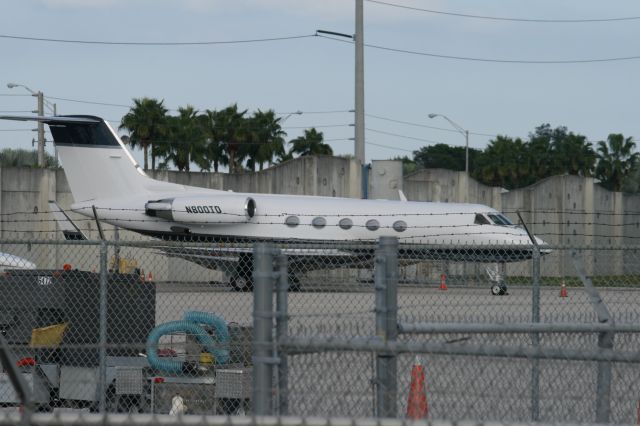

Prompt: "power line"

[366,113,498,137]
[367,140,413,153]
[46,96,131,108]
[285,124,352,129]
[0,33,316,46]
[277,110,352,115]
[319,34,640,64]
[365,0,640,23]
[366,127,441,144]
[325,138,353,142]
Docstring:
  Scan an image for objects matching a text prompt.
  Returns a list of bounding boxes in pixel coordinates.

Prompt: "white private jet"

[0,252,36,272]
[0,115,546,293]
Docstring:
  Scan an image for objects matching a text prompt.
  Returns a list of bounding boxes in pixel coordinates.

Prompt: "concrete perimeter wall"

[0,157,637,280]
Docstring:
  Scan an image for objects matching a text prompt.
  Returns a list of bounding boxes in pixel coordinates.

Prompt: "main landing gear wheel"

[491,284,508,296]
[230,253,253,292]
[230,274,253,292]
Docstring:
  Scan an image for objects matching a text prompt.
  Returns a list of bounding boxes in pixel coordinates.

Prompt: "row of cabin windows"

[285,216,408,232]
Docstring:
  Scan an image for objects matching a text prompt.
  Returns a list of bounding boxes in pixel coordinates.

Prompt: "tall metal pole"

[531,245,541,421]
[36,92,45,167]
[355,0,365,165]
[374,236,398,418]
[252,243,275,415]
[464,130,469,175]
[275,254,289,415]
[98,241,108,413]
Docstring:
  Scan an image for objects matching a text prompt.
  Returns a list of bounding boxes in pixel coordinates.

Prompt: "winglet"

[398,190,408,202]
[48,200,87,240]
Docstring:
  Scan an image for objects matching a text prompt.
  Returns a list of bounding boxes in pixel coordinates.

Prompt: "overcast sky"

[1,0,639,168]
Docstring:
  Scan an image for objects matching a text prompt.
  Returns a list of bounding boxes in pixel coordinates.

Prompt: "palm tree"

[243,110,287,171]
[289,128,333,157]
[119,98,168,171]
[595,134,639,191]
[161,106,205,172]
[526,124,557,182]
[551,132,596,177]
[198,110,226,172]
[210,104,248,173]
[473,135,529,189]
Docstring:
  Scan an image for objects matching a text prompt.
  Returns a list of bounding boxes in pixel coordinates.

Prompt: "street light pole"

[428,113,469,174]
[428,113,470,201]
[7,83,56,167]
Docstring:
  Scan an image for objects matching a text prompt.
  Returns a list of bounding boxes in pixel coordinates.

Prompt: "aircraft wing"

[159,245,373,272]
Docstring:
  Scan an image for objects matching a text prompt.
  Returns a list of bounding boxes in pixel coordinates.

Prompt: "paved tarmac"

[155,284,640,423]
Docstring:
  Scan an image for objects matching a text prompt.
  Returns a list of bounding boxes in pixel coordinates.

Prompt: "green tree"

[595,134,639,191]
[160,106,206,172]
[212,104,248,173]
[0,148,58,168]
[528,124,596,178]
[526,124,557,182]
[198,109,227,172]
[412,143,481,172]
[243,109,287,171]
[392,156,420,175]
[551,132,596,177]
[289,128,333,157]
[473,135,529,189]
[119,97,168,171]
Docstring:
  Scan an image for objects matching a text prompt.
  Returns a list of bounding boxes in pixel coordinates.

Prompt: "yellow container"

[199,352,214,365]
[30,323,68,348]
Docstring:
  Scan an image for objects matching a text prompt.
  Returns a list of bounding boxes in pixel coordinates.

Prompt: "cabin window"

[339,218,353,230]
[312,217,326,229]
[285,216,299,227]
[392,220,407,232]
[474,214,490,225]
[365,219,380,231]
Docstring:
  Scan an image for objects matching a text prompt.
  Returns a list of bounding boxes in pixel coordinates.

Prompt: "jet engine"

[145,195,256,224]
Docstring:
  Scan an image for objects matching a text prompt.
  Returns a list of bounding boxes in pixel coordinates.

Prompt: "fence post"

[275,253,289,415]
[571,250,614,423]
[0,334,33,425]
[374,236,398,418]
[252,242,276,415]
[98,240,108,413]
[531,244,541,421]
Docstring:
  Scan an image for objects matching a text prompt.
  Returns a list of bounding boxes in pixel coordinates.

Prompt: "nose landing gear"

[487,263,508,296]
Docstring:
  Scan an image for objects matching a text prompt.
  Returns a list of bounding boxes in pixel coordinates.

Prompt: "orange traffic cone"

[406,356,428,420]
[560,282,568,298]
[147,272,153,281]
[439,274,447,291]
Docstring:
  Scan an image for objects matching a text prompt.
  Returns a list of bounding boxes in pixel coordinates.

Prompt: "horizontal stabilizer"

[0,115,101,124]
[49,201,87,240]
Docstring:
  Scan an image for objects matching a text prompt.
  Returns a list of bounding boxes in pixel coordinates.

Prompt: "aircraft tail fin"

[0,115,152,202]
[48,200,87,240]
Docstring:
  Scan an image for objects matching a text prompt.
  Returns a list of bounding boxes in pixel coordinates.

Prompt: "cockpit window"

[487,214,514,226]
[474,214,490,225]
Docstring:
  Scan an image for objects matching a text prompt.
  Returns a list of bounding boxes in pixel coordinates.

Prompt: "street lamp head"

[427,113,438,119]
[6,83,18,89]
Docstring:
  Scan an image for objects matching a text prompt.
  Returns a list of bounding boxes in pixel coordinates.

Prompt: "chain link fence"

[0,237,638,425]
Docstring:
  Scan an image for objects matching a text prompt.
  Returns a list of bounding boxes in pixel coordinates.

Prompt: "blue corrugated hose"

[146,311,230,374]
